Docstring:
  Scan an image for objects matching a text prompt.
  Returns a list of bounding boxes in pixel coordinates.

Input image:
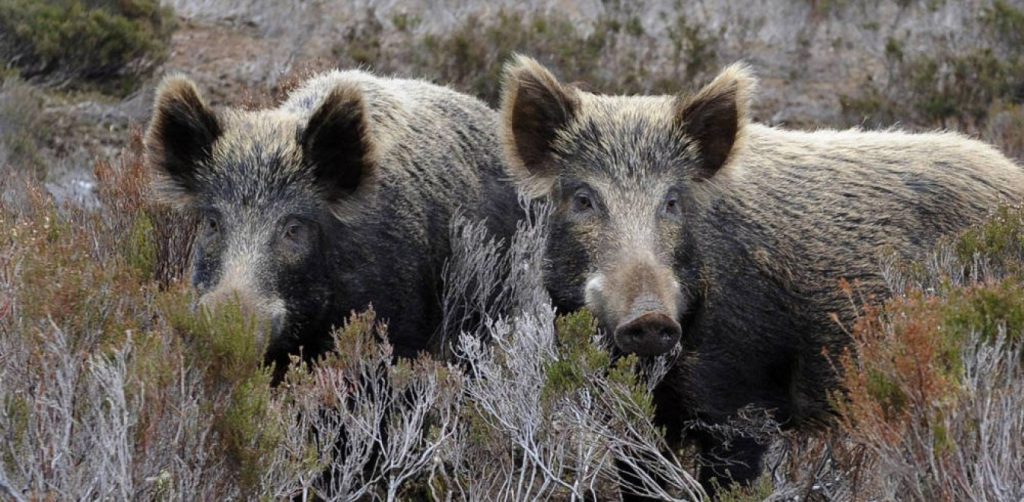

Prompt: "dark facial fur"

[543,118,695,356]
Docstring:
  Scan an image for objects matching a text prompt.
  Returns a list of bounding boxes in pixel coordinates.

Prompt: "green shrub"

[943,281,1024,347]
[542,310,608,405]
[955,204,1024,276]
[0,0,176,94]
[715,474,775,502]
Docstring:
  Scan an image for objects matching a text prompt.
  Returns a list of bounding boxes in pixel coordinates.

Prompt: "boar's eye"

[571,190,595,215]
[663,192,682,217]
[278,217,316,259]
[200,213,221,241]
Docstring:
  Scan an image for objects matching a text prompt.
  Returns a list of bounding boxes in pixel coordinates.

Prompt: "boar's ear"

[501,55,580,198]
[145,75,222,207]
[300,85,377,216]
[675,63,755,180]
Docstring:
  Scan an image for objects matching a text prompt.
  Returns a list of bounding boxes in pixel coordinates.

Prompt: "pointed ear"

[675,63,755,180]
[300,85,377,216]
[500,55,579,197]
[145,75,222,206]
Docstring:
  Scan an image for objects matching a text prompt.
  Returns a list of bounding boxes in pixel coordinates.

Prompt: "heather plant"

[829,211,1024,501]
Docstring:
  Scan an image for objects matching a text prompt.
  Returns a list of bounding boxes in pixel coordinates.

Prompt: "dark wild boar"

[499,55,1024,495]
[146,70,519,379]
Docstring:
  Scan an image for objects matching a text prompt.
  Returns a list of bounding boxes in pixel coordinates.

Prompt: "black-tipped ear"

[300,85,376,210]
[500,55,579,197]
[145,75,221,205]
[675,63,755,180]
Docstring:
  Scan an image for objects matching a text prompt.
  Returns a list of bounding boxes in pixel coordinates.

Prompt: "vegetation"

[840,1,1024,159]
[829,210,1024,500]
[3,131,1022,501]
[327,4,1023,162]
[841,46,1023,127]
[333,7,718,105]
[0,0,176,94]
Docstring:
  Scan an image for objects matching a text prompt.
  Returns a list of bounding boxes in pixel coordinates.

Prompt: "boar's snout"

[587,253,684,357]
[613,310,681,357]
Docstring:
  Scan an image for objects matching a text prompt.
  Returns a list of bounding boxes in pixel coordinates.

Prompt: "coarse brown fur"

[500,54,1024,495]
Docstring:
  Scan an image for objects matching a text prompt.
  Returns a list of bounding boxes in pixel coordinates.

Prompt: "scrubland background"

[1,0,1023,500]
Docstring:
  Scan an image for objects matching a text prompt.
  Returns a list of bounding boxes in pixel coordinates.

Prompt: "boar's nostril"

[613,312,682,357]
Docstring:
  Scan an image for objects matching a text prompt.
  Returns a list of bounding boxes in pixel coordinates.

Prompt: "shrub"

[832,209,1024,501]
[839,1,1024,157]
[985,103,1024,162]
[841,48,1023,130]
[0,0,176,94]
